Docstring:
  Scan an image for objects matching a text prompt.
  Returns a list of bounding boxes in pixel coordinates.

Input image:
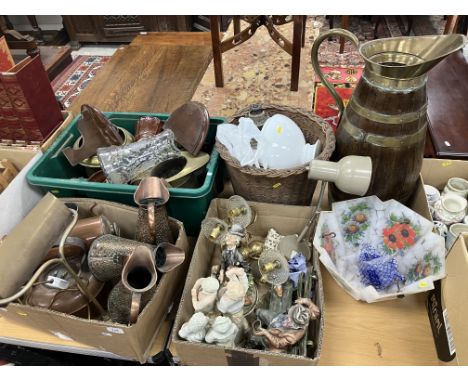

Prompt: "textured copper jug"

[311,30,467,203]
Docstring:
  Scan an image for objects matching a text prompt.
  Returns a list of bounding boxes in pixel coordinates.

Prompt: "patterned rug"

[312,66,363,131]
[52,55,111,108]
[191,17,318,118]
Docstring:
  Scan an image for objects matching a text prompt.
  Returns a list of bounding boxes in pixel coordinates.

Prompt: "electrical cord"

[1,208,106,317]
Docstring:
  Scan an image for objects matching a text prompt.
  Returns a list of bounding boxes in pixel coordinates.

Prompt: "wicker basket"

[216,104,335,205]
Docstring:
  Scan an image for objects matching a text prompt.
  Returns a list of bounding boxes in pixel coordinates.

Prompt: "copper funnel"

[154,242,185,273]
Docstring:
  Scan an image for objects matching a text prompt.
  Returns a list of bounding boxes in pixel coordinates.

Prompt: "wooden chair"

[0,15,39,56]
[210,16,307,91]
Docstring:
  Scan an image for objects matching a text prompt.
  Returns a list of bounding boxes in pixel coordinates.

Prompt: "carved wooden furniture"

[209,16,307,91]
[62,16,194,49]
[0,16,39,56]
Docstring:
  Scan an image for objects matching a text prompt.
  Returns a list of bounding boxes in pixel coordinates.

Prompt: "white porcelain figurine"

[178,312,209,343]
[191,276,220,313]
[204,316,239,347]
[217,267,248,315]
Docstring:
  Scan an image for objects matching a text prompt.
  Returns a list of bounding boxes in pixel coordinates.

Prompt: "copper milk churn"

[311,29,467,203]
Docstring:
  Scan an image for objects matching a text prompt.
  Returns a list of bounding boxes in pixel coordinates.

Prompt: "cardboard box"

[421,158,468,190]
[0,147,44,236]
[172,199,324,366]
[422,158,468,365]
[0,195,189,363]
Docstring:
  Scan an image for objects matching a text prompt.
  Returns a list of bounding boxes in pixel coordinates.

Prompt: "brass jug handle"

[311,28,360,116]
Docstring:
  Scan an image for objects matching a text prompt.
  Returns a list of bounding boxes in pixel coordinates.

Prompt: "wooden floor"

[68,32,213,116]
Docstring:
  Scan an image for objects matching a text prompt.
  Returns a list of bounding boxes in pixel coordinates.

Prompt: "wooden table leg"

[290,16,303,91]
[233,16,241,43]
[27,15,44,41]
[339,16,349,54]
[210,16,224,87]
[301,15,307,48]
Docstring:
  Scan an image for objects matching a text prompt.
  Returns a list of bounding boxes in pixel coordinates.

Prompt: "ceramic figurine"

[204,316,239,347]
[218,224,248,283]
[217,267,248,315]
[252,303,310,352]
[294,298,321,320]
[288,252,307,288]
[191,276,220,313]
[178,312,210,343]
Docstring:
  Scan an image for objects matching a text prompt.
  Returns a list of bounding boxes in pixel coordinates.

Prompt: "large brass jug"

[311,29,467,203]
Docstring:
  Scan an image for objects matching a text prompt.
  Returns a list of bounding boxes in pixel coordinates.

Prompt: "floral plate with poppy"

[313,196,445,303]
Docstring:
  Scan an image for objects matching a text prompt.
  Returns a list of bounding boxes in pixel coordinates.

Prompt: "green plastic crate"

[27,112,225,235]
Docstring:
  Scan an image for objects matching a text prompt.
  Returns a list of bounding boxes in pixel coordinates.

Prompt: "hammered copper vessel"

[107,245,158,324]
[311,31,467,203]
[134,177,173,245]
[88,235,154,282]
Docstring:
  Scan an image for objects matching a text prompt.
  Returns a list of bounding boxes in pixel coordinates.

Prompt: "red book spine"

[0,78,26,142]
[2,76,43,143]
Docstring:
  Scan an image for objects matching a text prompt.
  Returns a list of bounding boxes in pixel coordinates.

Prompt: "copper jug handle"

[311,28,360,116]
[129,292,142,324]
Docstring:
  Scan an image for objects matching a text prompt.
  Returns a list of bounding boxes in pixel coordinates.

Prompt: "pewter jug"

[311,30,467,203]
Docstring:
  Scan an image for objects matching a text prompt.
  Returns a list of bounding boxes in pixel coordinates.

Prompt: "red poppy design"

[383,225,405,250]
[396,223,416,246]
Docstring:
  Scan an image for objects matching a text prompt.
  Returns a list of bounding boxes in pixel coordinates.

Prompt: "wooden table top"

[68,37,212,116]
[318,266,438,365]
[130,32,215,46]
[427,50,468,159]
